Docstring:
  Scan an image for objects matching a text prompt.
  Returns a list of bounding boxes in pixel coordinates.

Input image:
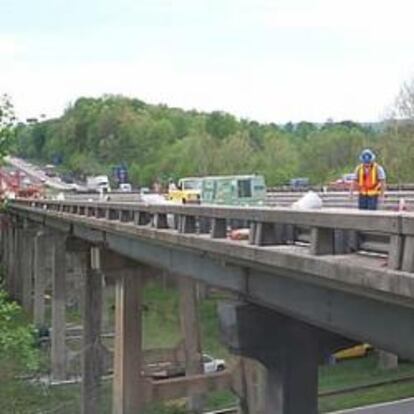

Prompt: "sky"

[1,0,414,123]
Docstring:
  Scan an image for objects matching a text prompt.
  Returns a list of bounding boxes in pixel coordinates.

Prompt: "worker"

[350,149,386,210]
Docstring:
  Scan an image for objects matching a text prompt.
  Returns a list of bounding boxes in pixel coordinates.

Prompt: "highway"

[4,155,83,191]
[333,397,414,413]
[207,398,414,414]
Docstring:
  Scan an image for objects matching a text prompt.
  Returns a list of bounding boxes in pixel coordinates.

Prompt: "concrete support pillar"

[51,233,67,381]
[7,224,16,299]
[13,226,23,303]
[112,264,144,414]
[238,358,266,414]
[218,302,335,414]
[264,340,318,413]
[21,229,35,314]
[33,232,49,327]
[179,277,204,413]
[81,246,103,414]
[102,276,115,332]
[2,221,10,291]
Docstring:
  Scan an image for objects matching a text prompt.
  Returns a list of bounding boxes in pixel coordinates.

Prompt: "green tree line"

[13,93,414,186]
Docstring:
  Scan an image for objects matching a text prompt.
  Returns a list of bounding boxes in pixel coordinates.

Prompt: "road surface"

[4,156,85,191]
[333,397,414,413]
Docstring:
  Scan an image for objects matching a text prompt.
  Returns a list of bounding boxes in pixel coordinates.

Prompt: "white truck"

[148,354,226,380]
[86,175,111,193]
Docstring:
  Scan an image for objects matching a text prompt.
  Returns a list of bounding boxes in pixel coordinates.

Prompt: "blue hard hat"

[359,149,376,163]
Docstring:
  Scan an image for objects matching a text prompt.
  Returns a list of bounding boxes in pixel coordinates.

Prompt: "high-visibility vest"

[357,163,381,196]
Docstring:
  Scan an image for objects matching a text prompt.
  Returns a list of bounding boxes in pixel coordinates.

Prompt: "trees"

[0,94,16,158]
[14,95,388,186]
[377,78,414,183]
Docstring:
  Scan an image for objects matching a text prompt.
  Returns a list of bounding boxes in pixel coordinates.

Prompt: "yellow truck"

[167,177,202,204]
[332,343,373,363]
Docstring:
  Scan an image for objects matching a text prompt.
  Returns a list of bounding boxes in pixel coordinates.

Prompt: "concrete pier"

[179,277,204,413]
[81,246,103,414]
[51,233,67,381]
[218,302,352,414]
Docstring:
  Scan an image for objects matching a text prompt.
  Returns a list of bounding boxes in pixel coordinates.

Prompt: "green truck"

[200,174,266,206]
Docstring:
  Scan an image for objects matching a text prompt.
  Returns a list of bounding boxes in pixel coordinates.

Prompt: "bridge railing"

[9,199,414,272]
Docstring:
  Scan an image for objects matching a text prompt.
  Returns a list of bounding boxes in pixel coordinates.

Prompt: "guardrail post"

[211,218,227,238]
[310,228,334,255]
[388,235,403,271]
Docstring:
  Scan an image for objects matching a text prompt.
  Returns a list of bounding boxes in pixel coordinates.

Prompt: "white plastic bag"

[292,191,323,209]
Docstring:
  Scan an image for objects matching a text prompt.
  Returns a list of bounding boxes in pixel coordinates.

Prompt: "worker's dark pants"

[358,195,378,210]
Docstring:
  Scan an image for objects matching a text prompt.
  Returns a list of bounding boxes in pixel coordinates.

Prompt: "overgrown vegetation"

[0,288,42,412]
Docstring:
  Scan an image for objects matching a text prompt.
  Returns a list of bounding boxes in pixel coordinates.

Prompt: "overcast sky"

[1,0,414,123]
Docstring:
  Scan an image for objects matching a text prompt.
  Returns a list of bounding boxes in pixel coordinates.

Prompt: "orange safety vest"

[357,163,381,196]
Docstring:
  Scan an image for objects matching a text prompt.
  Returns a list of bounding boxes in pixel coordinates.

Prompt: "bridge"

[3,198,414,413]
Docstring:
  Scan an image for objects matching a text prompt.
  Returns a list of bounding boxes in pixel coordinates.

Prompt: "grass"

[319,355,414,412]
[320,381,414,412]
[4,280,414,413]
